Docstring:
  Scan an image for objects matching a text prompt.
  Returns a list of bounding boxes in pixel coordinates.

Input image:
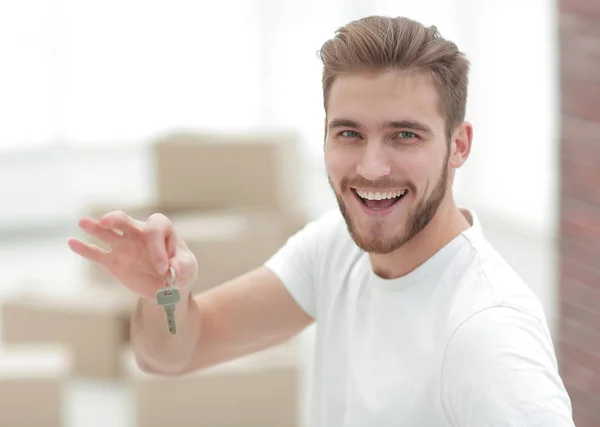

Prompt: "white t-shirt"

[265,208,574,427]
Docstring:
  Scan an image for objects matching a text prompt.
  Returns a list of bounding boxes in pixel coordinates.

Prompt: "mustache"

[341,176,416,193]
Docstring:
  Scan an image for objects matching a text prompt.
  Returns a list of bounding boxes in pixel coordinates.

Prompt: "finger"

[169,251,197,286]
[98,210,143,235]
[78,217,124,246]
[67,238,110,265]
[145,213,174,275]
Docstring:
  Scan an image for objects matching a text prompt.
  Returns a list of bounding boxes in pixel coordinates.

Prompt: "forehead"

[327,70,444,130]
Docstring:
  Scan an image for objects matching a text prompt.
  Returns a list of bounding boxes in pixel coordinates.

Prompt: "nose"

[356,141,392,180]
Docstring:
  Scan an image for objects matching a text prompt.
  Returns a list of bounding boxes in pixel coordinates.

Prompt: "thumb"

[145,213,174,275]
[169,251,197,288]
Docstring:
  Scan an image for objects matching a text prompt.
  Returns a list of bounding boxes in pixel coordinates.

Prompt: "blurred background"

[0,0,597,426]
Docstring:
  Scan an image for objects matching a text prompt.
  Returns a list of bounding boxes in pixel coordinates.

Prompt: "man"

[69,15,575,427]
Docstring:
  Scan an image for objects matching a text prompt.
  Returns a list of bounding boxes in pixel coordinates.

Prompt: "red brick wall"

[559,0,600,426]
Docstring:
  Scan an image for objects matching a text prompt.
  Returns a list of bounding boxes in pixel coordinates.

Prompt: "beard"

[329,159,449,255]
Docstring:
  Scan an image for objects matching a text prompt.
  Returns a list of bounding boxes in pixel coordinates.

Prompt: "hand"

[68,211,198,301]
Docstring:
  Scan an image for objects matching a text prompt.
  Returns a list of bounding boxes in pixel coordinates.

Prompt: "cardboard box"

[175,210,303,293]
[82,204,307,293]
[152,131,304,213]
[124,340,302,427]
[0,345,70,427]
[1,287,134,379]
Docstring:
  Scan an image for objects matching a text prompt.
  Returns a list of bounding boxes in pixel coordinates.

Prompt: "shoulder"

[441,306,573,426]
[263,208,359,317]
[443,306,556,372]
[442,209,549,332]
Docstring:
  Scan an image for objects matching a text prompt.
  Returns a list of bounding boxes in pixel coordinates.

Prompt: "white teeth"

[355,189,407,200]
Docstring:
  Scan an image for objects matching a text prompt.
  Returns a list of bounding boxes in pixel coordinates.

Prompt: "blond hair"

[318,16,470,139]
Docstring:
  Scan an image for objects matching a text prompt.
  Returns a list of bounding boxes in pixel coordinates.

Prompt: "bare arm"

[131,265,313,375]
[68,210,312,376]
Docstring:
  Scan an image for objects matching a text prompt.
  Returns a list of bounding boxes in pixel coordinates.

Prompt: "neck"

[369,196,471,279]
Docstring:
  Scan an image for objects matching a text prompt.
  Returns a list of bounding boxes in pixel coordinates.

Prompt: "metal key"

[156,267,180,335]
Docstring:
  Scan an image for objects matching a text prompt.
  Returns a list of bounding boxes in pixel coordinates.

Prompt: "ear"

[448,122,473,169]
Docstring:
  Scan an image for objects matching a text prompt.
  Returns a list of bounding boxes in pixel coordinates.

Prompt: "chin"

[354,235,404,254]
[342,207,411,254]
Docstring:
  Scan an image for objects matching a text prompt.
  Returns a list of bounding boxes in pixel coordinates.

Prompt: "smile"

[351,188,409,215]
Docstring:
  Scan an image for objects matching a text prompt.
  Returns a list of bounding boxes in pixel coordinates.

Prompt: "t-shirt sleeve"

[441,306,575,427]
[263,216,322,319]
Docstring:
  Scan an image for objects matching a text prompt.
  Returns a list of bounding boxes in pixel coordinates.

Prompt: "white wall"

[0,144,153,232]
[456,0,560,236]
[0,0,266,147]
[0,0,560,332]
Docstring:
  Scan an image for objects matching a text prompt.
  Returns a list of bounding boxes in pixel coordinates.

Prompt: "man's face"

[324,70,452,254]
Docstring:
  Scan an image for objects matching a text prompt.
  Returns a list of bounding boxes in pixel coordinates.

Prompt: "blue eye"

[340,130,360,138]
[397,131,416,139]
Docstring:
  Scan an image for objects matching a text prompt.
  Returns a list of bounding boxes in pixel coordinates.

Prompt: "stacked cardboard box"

[124,338,302,427]
[1,287,134,379]
[0,130,308,426]
[83,205,306,292]
[81,131,308,294]
[0,345,70,427]
[152,131,304,213]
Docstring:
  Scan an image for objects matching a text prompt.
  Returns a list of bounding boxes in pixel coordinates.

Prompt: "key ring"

[163,266,176,288]
[162,265,194,292]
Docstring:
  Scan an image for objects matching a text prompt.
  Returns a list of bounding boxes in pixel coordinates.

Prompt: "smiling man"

[72,14,576,427]
[264,16,575,427]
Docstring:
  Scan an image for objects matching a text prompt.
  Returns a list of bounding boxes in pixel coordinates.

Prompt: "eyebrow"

[327,118,433,134]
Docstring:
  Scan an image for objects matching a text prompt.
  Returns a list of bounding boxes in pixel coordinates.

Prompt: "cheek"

[422,157,447,192]
[394,153,436,194]
[325,144,356,181]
